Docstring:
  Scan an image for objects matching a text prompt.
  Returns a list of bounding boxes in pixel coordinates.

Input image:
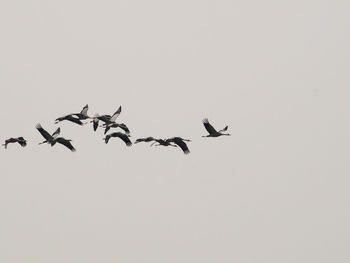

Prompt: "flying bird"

[103,132,132,146]
[167,137,191,154]
[55,114,85,126]
[102,122,130,135]
[2,137,27,149]
[55,104,90,125]
[135,136,190,154]
[202,118,230,137]
[36,124,76,151]
[91,106,122,131]
[36,124,60,145]
[71,104,90,120]
[134,137,156,144]
[134,137,173,147]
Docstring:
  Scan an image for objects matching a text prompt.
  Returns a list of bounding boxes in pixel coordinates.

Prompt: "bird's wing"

[104,126,111,135]
[135,137,155,143]
[3,138,15,148]
[65,115,84,125]
[52,127,61,138]
[98,115,111,123]
[16,137,27,147]
[36,124,53,141]
[169,137,190,154]
[55,137,76,152]
[118,123,130,134]
[18,139,27,147]
[93,118,99,131]
[112,132,132,146]
[110,106,122,122]
[55,114,72,122]
[202,118,218,134]
[218,126,228,133]
[104,135,111,144]
[80,104,89,116]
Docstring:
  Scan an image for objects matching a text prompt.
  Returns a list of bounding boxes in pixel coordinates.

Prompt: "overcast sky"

[1,0,349,262]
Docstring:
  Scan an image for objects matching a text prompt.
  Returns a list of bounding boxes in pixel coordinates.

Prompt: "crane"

[103,132,132,146]
[202,118,230,137]
[2,137,27,149]
[36,124,76,151]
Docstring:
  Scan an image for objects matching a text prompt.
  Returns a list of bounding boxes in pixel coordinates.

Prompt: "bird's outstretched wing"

[169,137,190,154]
[17,137,27,147]
[104,126,111,135]
[118,123,130,134]
[218,126,228,133]
[55,137,76,152]
[108,132,132,146]
[52,127,61,138]
[3,138,16,149]
[80,104,89,116]
[36,124,53,141]
[92,117,99,131]
[105,123,130,134]
[135,137,155,143]
[65,115,84,125]
[202,118,218,135]
[110,106,122,122]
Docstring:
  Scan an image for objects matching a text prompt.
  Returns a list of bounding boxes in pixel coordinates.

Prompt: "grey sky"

[1,0,349,262]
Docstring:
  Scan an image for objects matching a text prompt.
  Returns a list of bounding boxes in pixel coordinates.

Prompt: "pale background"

[0,0,349,262]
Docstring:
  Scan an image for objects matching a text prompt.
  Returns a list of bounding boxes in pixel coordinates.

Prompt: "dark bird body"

[2,137,27,149]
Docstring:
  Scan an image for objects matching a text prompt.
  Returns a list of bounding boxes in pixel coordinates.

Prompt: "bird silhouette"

[2,137,27,149]
[36,124,76,151]
[103,132,132,146]
[202,118,230,137]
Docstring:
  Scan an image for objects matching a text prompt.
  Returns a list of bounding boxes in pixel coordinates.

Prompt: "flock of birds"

[2,105,230,154]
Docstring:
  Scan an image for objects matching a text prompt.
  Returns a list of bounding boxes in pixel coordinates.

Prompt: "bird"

[71,104,90,120]
[167,137,191,154]
[91,106,122,131]
[134,137,156,144]
[2,137,27,149]
[36,124,60,145]
[150,139,176,147]
[134,137,174,147]
[135,136,190,154]
[55,114,85,126]
[103,132,132,146]
[36,124,76,151]
[102,122,130,135]
[55,104,90,125]
[202,118,230,137]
